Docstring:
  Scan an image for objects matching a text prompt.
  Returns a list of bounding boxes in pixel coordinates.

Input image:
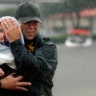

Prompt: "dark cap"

[15,2,41,23]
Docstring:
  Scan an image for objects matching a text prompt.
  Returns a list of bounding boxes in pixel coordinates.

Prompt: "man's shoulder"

[43,37,56,46]
[36,37,57,55]
[39,37,57,58]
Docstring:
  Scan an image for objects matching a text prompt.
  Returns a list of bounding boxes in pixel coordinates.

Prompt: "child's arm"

[0,68,4,77]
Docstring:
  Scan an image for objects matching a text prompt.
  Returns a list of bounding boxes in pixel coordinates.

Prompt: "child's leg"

[0,63,16,79]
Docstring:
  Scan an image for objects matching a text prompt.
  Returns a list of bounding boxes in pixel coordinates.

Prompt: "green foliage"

[40,3,65,18]
[53,26,65,32]
[50,33,70,43]
[40,0,96,18]
[92,34,96,40]
[50,33,96,44]
[0,7,16,17]
[81,0,96,8]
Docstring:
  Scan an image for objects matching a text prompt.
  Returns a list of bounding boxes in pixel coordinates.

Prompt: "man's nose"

[28,22,35,29]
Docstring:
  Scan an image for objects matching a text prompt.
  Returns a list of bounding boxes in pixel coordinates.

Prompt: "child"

[0,16,24,79]
[0,16,31,96]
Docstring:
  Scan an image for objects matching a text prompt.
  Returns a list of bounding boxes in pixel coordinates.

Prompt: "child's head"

[0,16,24,45]
[0,16,18,43]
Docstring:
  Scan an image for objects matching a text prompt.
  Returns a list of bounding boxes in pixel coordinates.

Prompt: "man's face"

[19,20,40,40]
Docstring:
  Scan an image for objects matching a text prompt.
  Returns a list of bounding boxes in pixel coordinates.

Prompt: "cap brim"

[20,17,41,23]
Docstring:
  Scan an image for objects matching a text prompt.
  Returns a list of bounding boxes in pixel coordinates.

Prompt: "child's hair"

[0,16,18,24]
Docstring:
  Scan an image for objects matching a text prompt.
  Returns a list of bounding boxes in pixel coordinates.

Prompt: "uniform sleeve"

[10,39,58,73]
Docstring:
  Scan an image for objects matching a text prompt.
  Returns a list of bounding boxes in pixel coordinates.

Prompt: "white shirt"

[0,44,16,69]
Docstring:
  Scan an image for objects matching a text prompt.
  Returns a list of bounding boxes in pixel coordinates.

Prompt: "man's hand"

[1,18,21,43]
[0,73,31,91]
[0,32,3,42]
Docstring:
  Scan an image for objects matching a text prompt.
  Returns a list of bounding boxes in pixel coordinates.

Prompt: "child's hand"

[0,68,4,77]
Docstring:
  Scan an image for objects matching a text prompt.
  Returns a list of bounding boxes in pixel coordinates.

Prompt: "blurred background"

[1,0,96,96]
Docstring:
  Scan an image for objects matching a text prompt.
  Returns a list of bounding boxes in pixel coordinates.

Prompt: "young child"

[0,44,16,79]
[0,17,43,96]
[0,16,24,79]
[0,17,31,96]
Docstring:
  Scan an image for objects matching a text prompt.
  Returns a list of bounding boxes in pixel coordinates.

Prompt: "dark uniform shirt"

[0,34,58,96]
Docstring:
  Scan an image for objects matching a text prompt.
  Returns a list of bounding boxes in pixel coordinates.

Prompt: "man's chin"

[26,36,35,40]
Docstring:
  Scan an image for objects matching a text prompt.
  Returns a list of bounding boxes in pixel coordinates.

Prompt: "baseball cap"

[15,2,41,23]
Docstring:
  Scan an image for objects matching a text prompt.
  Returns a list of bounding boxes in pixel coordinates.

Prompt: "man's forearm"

[10,40,41,71]
[0,74,31,91]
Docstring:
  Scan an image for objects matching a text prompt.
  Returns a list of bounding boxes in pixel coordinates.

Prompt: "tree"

[39,3,65,18]
[0,7,16,17]
[39,1,96,33]
[39,3,66,32]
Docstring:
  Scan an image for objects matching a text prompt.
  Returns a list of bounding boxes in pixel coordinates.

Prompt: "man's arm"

[0,73,31,91]
[10,40,57,73]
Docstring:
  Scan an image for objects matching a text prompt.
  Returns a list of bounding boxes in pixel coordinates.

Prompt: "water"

[53,42,96,96]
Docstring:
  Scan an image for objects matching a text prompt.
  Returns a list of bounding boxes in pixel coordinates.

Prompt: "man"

[1,2,57,96]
